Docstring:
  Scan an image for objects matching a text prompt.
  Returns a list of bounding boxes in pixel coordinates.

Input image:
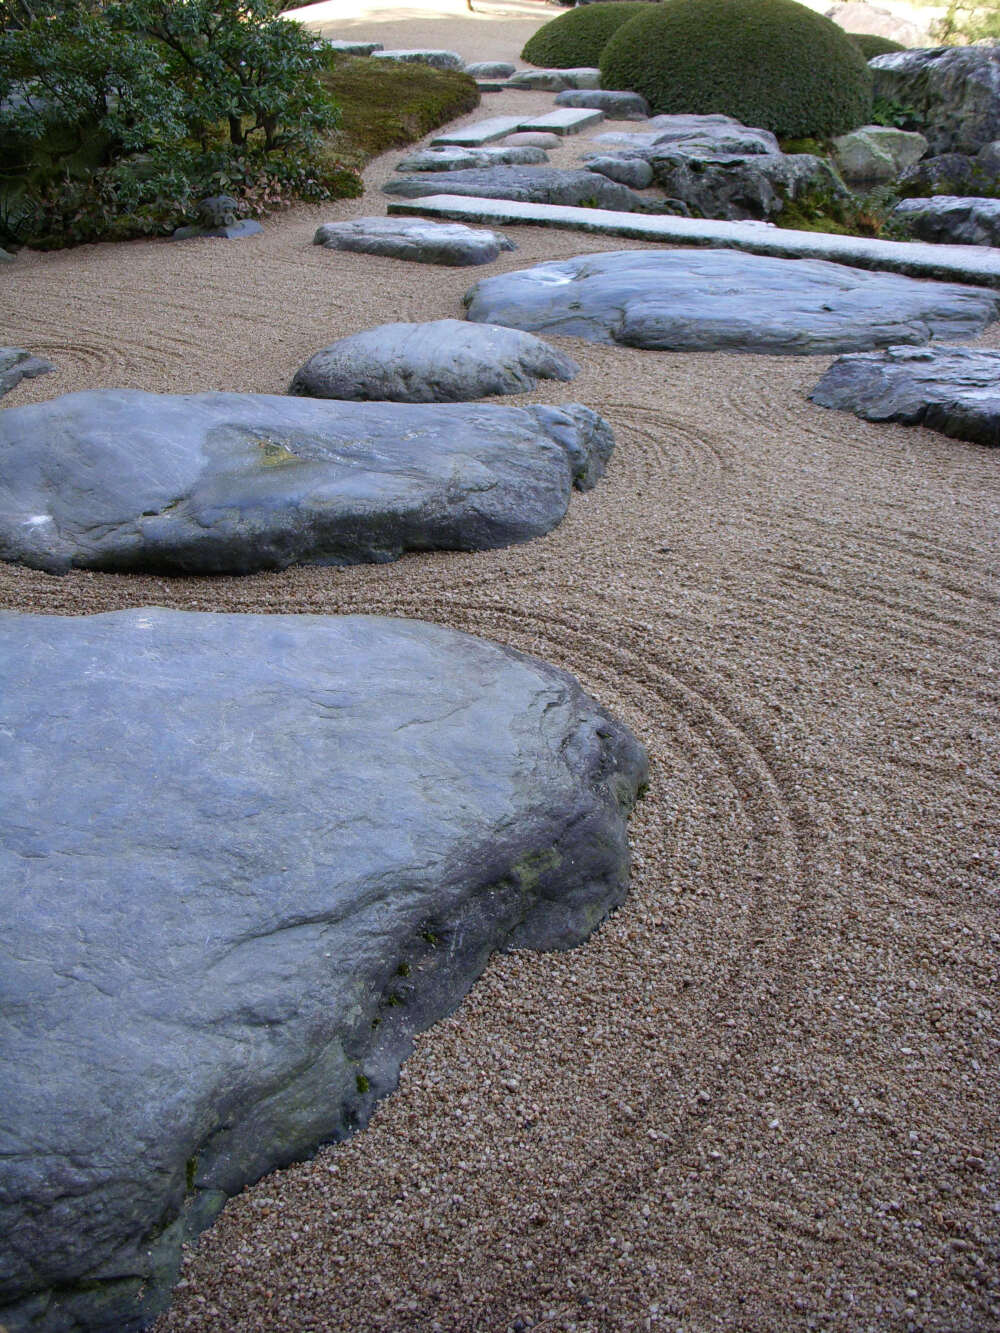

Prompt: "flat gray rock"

[505,67,601,91]
[810,343,1000,445]
[594,114,780,157]
[503,131,562,149]
[871,46,1000,154]
[892,195,1000,248]
[647,150,847,222]
[463,248,1000,354]
[313,216,514,265]
[290,319,579,402]
[515,107,605,136]
[584,155,654,189]
[321,38,383,55]
[383,167,653,212]
[169,219,263,241]
[0,391,613,574]
[432,116,526,147]
[464,60,516,79]
[395,145,547,172]
[370,48,464,69]
[0,607,647,1333]
[555,88,650,120]
[0,346,54,397]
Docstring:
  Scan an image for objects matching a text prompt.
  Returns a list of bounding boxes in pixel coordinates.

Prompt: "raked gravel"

[1,4,998,1329]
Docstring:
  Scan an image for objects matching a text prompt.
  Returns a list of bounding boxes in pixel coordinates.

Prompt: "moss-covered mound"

[599,0,873,138]
[522,3,650,70]
[848,32,906,58]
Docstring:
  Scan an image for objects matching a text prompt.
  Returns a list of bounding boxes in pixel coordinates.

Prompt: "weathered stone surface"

[810,343,1000,445]
[585,154,654,189]
[592,115,780,157]
[870,46,1000,154]
[897,150,984,195]
[503,131,562,149]
[370,48,464,69]
[647,151,847,222]
[289,319,579,402]
[463,60,516,79]
[0,346,54,398]
[313,216,514,265]
[515,107,605,135]
[892,195,1000,246]
[0,391,613,574]
[321,38,383,54]
[0,607,648,1333]
[395,145,547,172]
[976,139,1000,175]
[505,67,601,91]
[432,116,526,147]
[463,248,999,353]
[826,1,926,46]
[832,124,928,183]
[554,88,650,120]
[383,167,654,212]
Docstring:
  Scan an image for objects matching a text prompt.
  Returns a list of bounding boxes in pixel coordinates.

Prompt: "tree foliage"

[933,0,1000,43]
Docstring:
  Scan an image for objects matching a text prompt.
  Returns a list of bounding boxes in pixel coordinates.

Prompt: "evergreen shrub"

[522,3,650,70]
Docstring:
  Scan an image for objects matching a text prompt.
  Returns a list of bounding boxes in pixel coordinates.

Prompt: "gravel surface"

[2,3,998,1329]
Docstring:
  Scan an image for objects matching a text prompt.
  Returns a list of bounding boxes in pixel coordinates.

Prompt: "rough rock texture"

[554,89,650,120]
[870,46,1000,154]
[646,151,847,222]
[313,217,514,266]
[0,391,613,574]
[825,0,926,45]
[395,145,548,172]
[976,138,1000,175]
[892,195,1000,247]
[0,607,648,1333]
[321,39,383,54]
[897,150,984,195]
[370,48,464,69]
[503,131,562,148]
[0,346,54,397]
[593,114,781,156]
[382,167,654,212]
[505,67,601,91]
[810,343,1000,445]
[832,124,928,183]
[289,319,579,402]
[463,248,999,354]
[463,60,516,79]
[584,154,654,189]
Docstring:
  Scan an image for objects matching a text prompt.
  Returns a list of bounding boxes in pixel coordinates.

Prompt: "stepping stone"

[321,39,383,55]
[504,131,562,149]
[584,155,654,189]
[395,145,547,172]
[462,248,999,354]
[505,67,601,91]
[892,195,1000,248]
[464,60,516,79]
[515,107,605,136]
[432,116,526,147]
[0,606,647,1332]
[370,48,463,70]
[385,195,1000,290]
[555,89,650,120]
[289,319,579,402]
[383,168,649,213]
[0,346,54,398]
[313,216,514,266]
[0,391,614,574]
[810,344,1000,446]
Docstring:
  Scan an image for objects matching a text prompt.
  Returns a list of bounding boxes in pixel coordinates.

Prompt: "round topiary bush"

[847,32,906,58]
[599,0,873,138]
[522,3,650,70]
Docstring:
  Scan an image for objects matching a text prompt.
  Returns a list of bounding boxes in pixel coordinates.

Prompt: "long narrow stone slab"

[515,108,605,136]
[386,195,1000,290]
[432,116,526,147]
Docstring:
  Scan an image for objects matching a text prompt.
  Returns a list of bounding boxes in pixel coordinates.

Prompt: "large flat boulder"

[383,166,654,212]
[646,150,847,222]
[810,343,1000,446]
[870,46,1000,155]
[289,319,579,402]
[892,195,1000,247]
[0,607,648,1333]
[313,217,514,266]
[555,88,650,120]
[462,248,999,354]
[0,391,613,574]
[0,346,54,398]
[593,115,780,157]
[395,145,547,172]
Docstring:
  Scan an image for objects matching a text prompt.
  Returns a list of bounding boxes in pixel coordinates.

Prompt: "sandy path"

[2,6,999,1329]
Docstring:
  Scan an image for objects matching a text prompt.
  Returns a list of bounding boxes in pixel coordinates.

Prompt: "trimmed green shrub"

[522,3,650,70]
[848,32,906,58]
[599,0,873,138]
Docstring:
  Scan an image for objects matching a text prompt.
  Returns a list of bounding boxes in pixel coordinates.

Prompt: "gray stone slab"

[555,89,650,120]
[289,318,579,402]
[0,391,613,574]
[515,107,605,136]
[810,343,1000,446]
[370,48,464,70]
[313,216,514,265]
[647,150,846,222]
[505,67,601,91]
[593,116,780,156]
[431,116,527,147]
[383,168,650,213]
[0,607,647,1333]
[462,248,999,354]
[464,60,516,79]
[386,195,1000,290]
[321,39,383,55]
[0,346,55,398]
[892,195,1000,248]
[395,145,547,172]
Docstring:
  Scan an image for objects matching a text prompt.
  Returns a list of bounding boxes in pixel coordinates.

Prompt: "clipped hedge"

[522,3,650,70]
[599,0,873,138]
[847,32,906,58]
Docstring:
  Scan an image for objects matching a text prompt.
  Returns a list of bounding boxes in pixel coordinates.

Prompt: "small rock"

[313,217,514,266]
[584,155,654,189]
[464,61,516,79]
[503,132,562,149]
[832,124,928,183]
[0,346,55,398]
